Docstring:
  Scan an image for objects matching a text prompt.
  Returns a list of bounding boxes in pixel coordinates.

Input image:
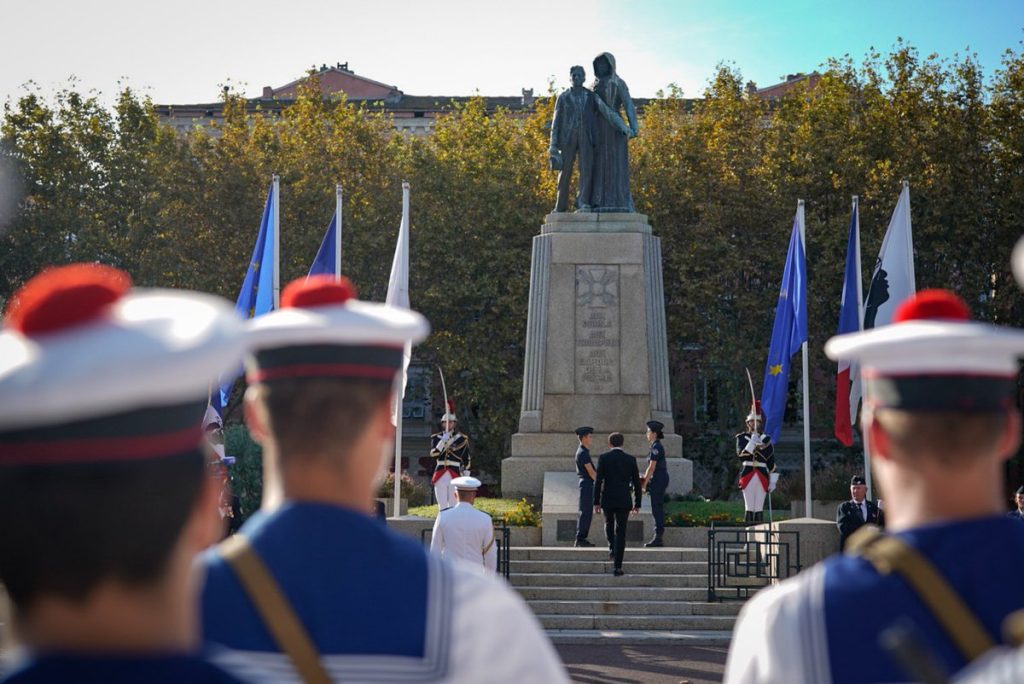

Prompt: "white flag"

[386,182,412,425]
[864,182,916,330]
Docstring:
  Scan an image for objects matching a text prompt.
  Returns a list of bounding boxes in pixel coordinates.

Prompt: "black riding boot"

[644,531,664,548]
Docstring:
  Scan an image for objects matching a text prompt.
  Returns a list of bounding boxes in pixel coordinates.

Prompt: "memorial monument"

[502,52,693,499]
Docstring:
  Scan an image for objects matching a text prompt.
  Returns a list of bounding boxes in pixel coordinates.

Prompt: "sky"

[0,0,1022,106]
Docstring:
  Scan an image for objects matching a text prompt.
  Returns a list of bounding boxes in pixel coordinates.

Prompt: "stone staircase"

[508,546,744,644]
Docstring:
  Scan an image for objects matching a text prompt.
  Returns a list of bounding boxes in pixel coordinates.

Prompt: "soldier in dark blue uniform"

[1009,485,1024,520]
[735,401,776,523]
[836,475,884,550]
[0,264,249,684]
[641,420,670,547]
[574,426,596,547]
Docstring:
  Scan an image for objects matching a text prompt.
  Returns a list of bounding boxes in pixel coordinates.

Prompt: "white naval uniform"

[202,503,567,684]
[430,502,497,574]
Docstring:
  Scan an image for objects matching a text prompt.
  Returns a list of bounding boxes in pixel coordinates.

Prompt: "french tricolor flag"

[835,198,863,446]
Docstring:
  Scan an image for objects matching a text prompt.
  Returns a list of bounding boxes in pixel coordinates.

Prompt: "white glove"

[749,433,763,447]
[743,439,757,455]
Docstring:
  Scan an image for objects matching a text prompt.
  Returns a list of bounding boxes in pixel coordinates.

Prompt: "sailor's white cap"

[0,263,246,465]
[825,289,1024,411]
[245,275,429,383]
[451,476,481,491]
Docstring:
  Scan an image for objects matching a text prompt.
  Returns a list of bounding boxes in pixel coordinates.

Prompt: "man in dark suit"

[593,432,642,576]
[836,474,884,550]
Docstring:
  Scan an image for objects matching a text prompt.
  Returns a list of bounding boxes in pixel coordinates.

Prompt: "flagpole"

[902,180,915,287]
[852,195,874,498]
[798,200,812,519]
[335,184,343,278]
[393,181,411,516]
[272,174,281,308]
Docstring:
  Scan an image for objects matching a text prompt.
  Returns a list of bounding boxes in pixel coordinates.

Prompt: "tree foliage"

[3,43,1024,486]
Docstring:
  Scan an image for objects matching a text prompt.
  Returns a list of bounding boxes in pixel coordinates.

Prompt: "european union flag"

[761,213,808,443]
[213,180,278,412]
[307,214,338,277]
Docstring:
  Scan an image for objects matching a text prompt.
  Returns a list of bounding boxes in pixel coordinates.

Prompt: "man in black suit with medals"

[574,426,597,547]
[593,432,642,576]
[836,474,884,550]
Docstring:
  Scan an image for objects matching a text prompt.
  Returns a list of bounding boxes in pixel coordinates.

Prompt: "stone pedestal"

[502,212,693,498]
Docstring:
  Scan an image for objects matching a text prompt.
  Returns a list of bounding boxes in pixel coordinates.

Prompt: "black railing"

[707,524,801,601]
[420,525,511,580]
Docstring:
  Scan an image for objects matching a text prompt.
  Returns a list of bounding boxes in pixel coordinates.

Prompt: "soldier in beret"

[836,475,884,550]
[1009,485,1024,520]
[641,420,669,547]
[573,426,597,547]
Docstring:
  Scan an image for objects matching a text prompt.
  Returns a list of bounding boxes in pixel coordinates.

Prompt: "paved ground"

[556,643,729,684]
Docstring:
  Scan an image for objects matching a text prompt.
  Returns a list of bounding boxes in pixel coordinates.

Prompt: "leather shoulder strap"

[846,526,995,662]
[219,534,332,684]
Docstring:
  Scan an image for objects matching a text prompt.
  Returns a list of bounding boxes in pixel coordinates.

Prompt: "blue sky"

[0,0,1021,105]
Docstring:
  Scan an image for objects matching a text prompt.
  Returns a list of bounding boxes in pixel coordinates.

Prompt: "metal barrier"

[420,525,511,580]
[707,524,801,602]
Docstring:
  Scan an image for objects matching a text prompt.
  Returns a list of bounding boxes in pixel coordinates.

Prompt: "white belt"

[436,461,461,468]
[742,461,768,468]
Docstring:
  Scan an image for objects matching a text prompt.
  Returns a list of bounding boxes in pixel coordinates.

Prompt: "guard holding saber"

[736,400,775,523]
[430,399,470,512]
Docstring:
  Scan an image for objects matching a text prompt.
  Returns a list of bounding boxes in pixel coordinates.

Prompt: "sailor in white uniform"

[430,476,497,574]
[200,275,568,684]
[724,290,1024,684]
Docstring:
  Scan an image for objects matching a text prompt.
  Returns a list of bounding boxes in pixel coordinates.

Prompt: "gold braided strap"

[846,525,995,662]
[220,534,332,684]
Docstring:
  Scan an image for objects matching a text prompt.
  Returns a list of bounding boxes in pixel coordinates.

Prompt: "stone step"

[545,629,733,645]
[510,572,714,588]
[515,586,713,602]
[536,614,738,631]
[510,559,706,575]
[526,600,742,616]
[510,547,708,562]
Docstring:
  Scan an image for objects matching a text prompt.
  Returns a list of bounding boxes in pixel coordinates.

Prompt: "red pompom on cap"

[281,275,358,310]
[893,289,971,324]
[6,263,132,335]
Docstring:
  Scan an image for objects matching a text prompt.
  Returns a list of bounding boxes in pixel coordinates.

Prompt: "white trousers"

[434,470,457,511]
[741,477,767,513]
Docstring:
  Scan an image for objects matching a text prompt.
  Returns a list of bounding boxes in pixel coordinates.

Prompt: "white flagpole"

[335,184,343,278]
[798,200,812,519]
[393,389,404,516]
[902,180,915,288]
[272,174,281,308]
[392,182,411,515]
[852,195,874,498]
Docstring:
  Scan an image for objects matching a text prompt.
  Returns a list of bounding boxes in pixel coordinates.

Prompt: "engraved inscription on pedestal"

[575,265,620,394]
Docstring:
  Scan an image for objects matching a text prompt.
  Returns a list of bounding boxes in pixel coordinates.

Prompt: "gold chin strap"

[846,525,995,663]
[220,534,332,684]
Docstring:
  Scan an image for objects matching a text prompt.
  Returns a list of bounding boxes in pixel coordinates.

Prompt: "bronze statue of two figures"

[549,52,638,213]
